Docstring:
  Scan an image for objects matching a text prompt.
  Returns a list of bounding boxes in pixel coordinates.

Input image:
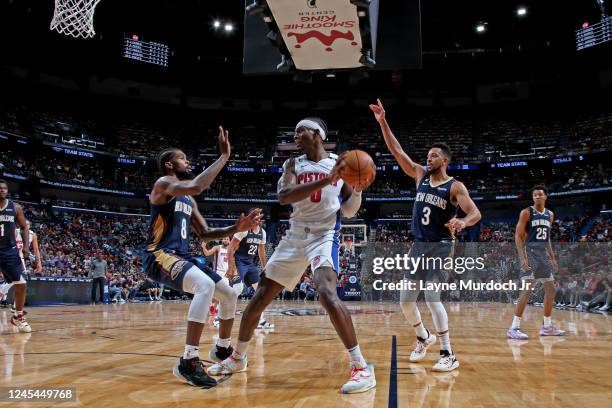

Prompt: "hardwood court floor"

[0,301,610,408]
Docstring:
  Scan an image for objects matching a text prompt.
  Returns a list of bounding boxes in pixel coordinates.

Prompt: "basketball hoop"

[50,0,102,39]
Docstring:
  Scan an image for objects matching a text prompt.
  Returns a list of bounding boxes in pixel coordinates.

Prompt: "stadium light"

[475,23,487,33]
[224,23,234,32]
[516,7,527,16]
[213,20,221,29]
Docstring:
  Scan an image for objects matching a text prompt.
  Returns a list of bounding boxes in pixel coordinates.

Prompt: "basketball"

[341,150,376,190]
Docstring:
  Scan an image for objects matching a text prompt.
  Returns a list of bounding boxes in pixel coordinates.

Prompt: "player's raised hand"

[235,208,263,232]
[368,98,386,123]
[218,125,231,159]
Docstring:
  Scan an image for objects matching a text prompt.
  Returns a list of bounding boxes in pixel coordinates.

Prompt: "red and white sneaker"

[11,312,31,333]
[410,332,437,362]
[341,363,376,394]
[207,354,248,376]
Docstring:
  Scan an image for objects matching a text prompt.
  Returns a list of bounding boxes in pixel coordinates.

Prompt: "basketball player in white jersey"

[208,117,377,394]
[201,237,244,362]
[0,221,41,307]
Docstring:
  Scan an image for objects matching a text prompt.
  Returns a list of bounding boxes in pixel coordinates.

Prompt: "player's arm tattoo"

[277,157,331,205]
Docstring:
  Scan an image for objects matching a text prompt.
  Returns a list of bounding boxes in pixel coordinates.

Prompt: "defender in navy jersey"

[508,185,565,340]
[228,216,274,329]
[0,179,32,333]
[371,99,481,373]
[143,127,261,388]
[229,217,266,288]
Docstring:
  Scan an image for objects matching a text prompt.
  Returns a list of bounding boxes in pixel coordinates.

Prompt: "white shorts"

[265,229,340,289]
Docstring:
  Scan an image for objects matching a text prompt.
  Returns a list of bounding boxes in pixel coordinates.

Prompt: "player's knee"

[317,285,338,304]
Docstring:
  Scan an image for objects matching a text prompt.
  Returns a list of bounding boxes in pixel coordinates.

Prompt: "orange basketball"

[341,150,376,190]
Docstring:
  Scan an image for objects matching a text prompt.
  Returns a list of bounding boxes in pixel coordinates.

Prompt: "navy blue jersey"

[234,228,266,263]
[0,200,17,249]
[526,206,552,246]
[412,176,457,241]
[145,196,193,257]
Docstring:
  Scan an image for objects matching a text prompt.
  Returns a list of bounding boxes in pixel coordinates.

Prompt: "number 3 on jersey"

[421,207,431,225]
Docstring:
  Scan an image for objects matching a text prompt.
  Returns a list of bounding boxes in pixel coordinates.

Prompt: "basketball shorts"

[405,240,453,282]
[235,256,261,287]
[265,228,340,289]
[0,246,26,284]
[142,249,221,293]
[520,248,554,282]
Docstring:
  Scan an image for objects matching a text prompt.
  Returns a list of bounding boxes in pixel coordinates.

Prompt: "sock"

[511,316,521,330]
[439,331,451,353]
[347,345,368,369]
[543,316,552,328]
[183,345,199,360]
[233,340,249,359]
[414,322,428,340]
[217,337,231,348]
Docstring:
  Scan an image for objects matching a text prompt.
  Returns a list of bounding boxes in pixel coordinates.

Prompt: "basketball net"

[50,0,102,39]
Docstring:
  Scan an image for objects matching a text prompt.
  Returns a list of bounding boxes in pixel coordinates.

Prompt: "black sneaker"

[173,357,218,388]
[208,345,234,363]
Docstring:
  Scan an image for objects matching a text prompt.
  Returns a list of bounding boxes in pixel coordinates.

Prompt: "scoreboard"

[122,34,169,67]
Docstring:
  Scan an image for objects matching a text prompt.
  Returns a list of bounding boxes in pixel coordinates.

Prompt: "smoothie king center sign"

[267,0,363,70]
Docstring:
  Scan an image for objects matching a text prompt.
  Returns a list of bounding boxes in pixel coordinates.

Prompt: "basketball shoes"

[173,356,217,388]
[208,344,234,363]
[11,312,31,333]
[256,319,274,330]
[432,351,459,372]
[341,363,376,394]
[507,328,529,340]
[410,331,437,362]
[207,354,248,376]
[539,325,565,336]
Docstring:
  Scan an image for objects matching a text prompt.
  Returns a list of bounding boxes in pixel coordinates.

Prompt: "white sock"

[217,337,231,348]
[233,340,249,359]
[183,345,199,360]
[347,345,368,369]
[414,322,428,339]
[439,331,451,353]
[511,316,521,329]
[543,316,552,328]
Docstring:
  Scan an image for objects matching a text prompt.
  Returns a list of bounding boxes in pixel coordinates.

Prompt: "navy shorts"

[405,240,453,282]
[235,256,261,286]
[0,246,25,284]
[521,248,554,282]
[142,249,221,293]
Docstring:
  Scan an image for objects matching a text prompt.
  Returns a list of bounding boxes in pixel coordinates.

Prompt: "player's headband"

[295,119,326,140]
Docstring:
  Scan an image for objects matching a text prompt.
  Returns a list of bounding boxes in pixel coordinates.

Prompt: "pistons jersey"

[213,245,230,277]
[286,153,344,232]
[412,176,457,241]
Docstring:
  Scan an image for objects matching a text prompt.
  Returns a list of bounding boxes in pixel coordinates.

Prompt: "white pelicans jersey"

[287,153,344,233]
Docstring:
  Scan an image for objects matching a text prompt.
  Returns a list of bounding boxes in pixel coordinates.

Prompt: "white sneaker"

[11,314,32,333]
[257,320,275,329]
[207,354,248,376]
[341,363,376,394]
[432,353,459,372]
[119,299,126,304]
[213,318,220,329]
[410,332,437,362]
[597,304,609,312]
